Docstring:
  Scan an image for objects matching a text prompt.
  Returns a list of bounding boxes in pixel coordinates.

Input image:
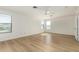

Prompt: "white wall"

[51,15,75,35]
[0,7,76,41]
[0,9,42,41]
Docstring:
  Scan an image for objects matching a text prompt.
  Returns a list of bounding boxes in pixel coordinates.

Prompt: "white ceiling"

[0,6,78,18]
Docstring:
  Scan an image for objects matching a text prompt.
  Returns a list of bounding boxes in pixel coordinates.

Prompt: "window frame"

[0,14,12,34]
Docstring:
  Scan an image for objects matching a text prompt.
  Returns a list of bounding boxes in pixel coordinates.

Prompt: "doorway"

[41,20,51,32]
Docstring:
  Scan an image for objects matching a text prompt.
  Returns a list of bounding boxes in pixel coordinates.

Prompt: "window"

[0,14,12,33]
[41,20,51,31]
[41,20,44,29]
[46,20,51,30]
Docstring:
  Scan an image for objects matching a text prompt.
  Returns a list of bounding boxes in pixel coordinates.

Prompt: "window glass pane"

[41,20,45,29]
[46,20,51,26]
[0,14,12,33]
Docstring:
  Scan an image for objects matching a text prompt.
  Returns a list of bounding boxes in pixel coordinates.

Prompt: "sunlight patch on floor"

[40,33,52,45]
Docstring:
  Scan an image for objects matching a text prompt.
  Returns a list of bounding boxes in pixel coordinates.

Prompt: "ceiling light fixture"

[33,6,54,19]
[33,6,38,8]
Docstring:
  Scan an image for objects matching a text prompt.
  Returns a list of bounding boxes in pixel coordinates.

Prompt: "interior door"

[77,16,79,41]
[74,16,78,41]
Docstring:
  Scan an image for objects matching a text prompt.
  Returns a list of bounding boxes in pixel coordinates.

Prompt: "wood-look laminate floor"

[0,33,79,52]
